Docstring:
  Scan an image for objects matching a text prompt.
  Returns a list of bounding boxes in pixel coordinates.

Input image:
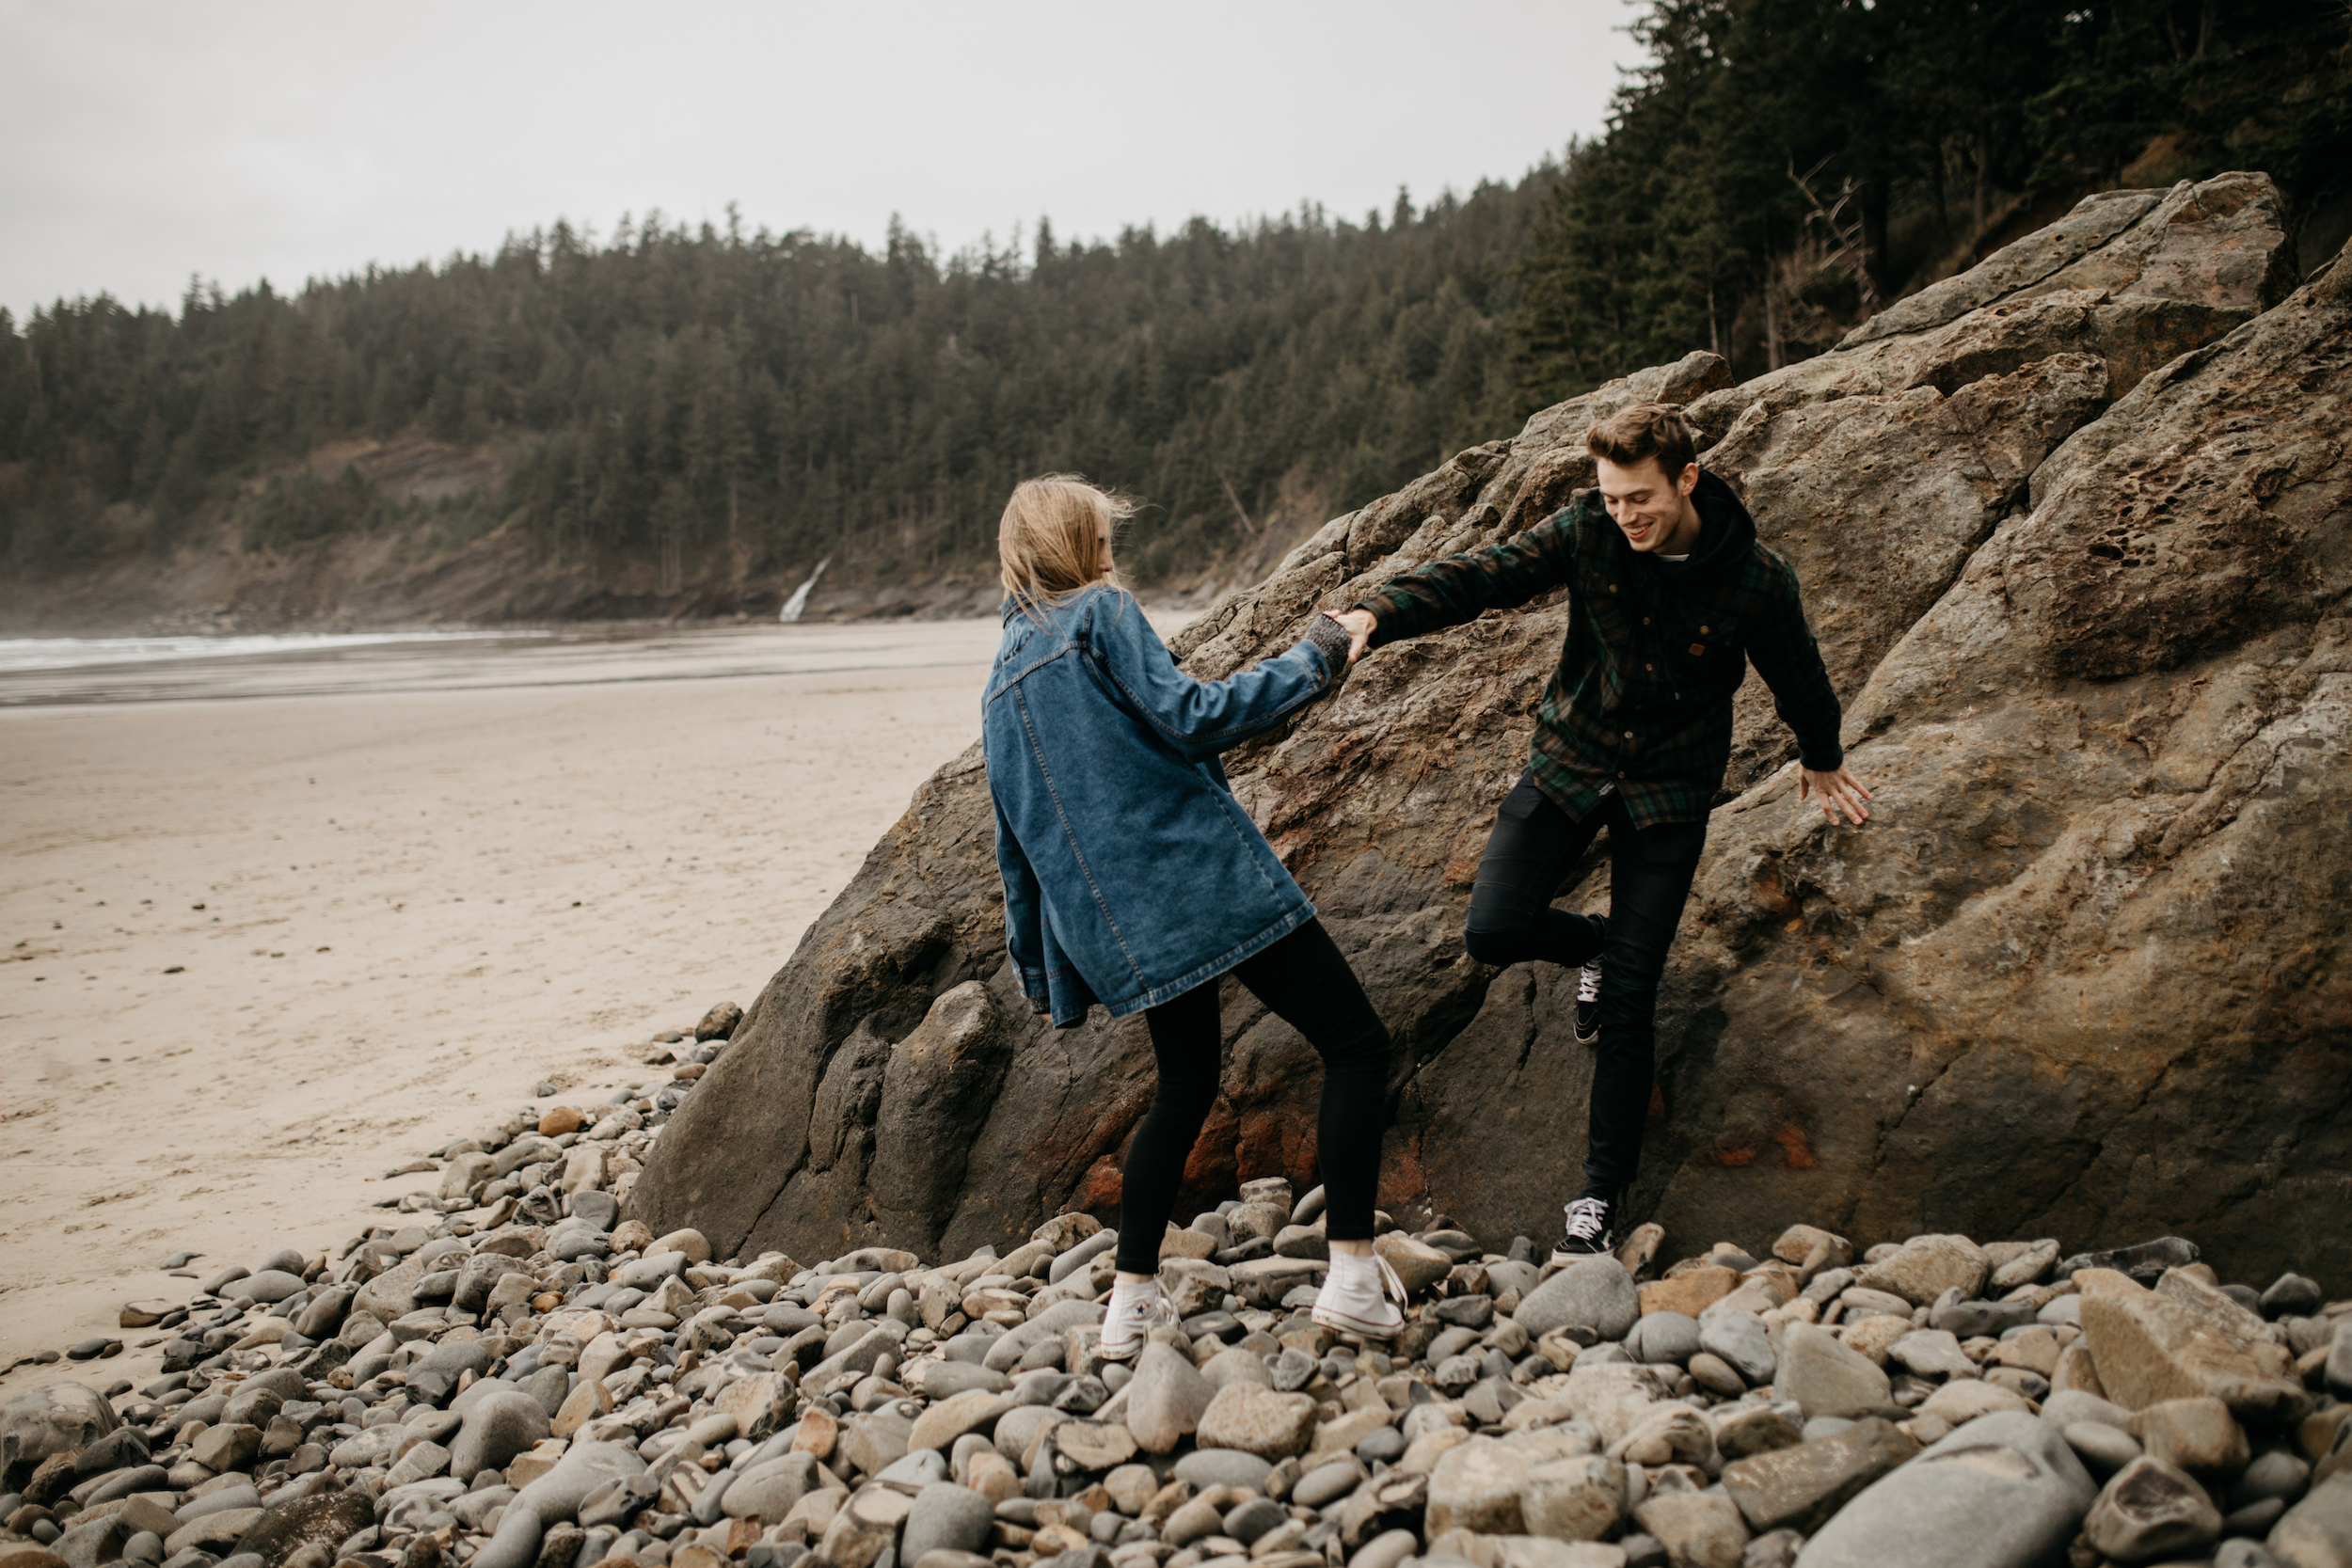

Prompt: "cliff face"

[630,173,2352,1284]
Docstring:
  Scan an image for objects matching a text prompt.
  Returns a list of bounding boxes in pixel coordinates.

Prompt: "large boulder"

[2,1384,117,1480]
[1798,1411,2096,1568]
[629,173,2351,1286]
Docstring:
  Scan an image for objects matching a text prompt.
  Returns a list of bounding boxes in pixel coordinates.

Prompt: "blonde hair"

[998,474,1135,619]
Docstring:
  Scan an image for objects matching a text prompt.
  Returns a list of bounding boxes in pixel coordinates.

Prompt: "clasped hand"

[1330,609,1377,664]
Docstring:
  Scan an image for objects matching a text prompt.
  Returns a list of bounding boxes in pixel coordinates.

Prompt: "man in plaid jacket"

[1331,402,1872,1261]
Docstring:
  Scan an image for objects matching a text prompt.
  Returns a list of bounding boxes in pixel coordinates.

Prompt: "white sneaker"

[1312,1250,1406,1339]
[1099,1278,1176,1361]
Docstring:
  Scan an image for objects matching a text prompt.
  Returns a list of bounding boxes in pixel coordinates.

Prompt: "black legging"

[1461,772,1707,1196]
[1113,918,1391,1275]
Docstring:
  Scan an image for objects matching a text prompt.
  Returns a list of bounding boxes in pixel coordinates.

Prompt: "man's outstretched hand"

[1800,764,1873,826]
[1331,609,1377,664]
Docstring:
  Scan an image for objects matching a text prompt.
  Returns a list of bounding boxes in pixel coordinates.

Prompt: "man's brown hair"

[1586,402,1696,481]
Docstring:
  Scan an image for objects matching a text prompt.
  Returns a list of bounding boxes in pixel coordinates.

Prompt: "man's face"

[1597,454,1698,552]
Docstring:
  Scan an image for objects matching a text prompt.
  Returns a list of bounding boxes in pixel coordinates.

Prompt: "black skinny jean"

[1114,918,1391,1275]
[1461,772,1707,1196]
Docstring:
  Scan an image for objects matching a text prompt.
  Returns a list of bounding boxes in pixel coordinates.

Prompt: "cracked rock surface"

[631,170,2348,1291]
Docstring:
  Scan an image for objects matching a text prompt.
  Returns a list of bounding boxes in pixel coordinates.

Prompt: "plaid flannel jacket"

[1355,468,1843,829]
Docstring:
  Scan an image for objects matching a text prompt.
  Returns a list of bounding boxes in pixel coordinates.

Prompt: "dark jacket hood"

[1651,467,1756,580]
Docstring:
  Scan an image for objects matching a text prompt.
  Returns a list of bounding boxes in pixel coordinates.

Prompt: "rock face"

[630,172,2351,1284]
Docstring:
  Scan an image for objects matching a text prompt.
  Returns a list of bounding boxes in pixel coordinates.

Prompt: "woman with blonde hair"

[983,474,1403,1356]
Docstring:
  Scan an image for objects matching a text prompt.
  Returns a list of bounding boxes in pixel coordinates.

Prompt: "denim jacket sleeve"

[1082,593,1333,763]
[992,792,1051,1013]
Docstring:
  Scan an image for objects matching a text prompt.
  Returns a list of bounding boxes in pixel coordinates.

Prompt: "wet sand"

[0,620,1007,1392]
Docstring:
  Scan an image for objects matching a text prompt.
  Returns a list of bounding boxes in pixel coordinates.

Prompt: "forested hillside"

[2,0,2344,628]
[1515,0,2349,391]
[0,186,1546,611]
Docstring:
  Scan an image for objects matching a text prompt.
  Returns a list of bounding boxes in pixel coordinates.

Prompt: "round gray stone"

[2065,1422,2143,1479]
[238,1270,308,1304]
[1515,1259,1639,1343]
[1173,1449,1272,1491]
[2232,1449,2310,1505]
[915,1361,1009,1400]
[900,1483,994,1563]
[550,1230,609,1263]
[1698,1312,1776,1385]
[451,1388,551,1482]
[877,1451,951,1489]
[1222,1497,1286,1544]
[513,1437,643,1526]
[1349,1528,1417,1568]
[467,1497,543,1568]
[1774,1323,1891,1420]
[720,1454,819,1523]
[1626,1312,1700,1366]
[1292,1457,1364,1509]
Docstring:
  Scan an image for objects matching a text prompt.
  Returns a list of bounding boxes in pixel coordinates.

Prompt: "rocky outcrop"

[631,173,2350,1286]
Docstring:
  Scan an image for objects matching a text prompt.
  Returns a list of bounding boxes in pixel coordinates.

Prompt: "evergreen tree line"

[1512,0,2349,394]
[0,186,1546,590]
[2,0,2341,595]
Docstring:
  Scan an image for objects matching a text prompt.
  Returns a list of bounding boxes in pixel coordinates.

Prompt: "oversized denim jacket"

[983,585,1335,1027]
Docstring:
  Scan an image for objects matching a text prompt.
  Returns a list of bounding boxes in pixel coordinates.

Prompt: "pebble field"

[6,1006,2352,1568]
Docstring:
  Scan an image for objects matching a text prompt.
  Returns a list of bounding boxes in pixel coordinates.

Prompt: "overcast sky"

[1,1,1645,321]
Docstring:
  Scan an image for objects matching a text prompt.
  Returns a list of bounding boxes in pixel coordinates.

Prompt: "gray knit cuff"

[1299,613,1351,683]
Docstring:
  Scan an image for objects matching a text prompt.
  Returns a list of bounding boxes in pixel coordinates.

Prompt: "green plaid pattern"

[1356,483,1843,829]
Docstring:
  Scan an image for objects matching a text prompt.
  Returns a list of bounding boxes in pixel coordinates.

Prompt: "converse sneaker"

[1573,919,1606,1046]
[1311,1249,1406,1339]
[1549,1193,1620,1262]
[1099,1278,1176,1361]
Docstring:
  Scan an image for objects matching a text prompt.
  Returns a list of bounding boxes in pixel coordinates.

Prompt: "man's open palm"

[1800,764,1872,825]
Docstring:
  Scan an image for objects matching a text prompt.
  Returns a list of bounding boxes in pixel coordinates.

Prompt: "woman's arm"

[1085,594,1343,761]
[992,794,1052,1015]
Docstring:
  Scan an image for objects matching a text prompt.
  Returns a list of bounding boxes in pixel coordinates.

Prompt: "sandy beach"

[0,619,1009,1396]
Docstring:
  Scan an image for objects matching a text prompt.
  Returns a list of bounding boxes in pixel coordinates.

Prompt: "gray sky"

[1,1,1645,322]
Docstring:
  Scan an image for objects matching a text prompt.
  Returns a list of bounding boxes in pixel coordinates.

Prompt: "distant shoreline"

[0,617,1054,709]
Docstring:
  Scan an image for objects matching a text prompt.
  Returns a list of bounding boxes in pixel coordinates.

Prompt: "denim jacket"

[983,585,1337,1027]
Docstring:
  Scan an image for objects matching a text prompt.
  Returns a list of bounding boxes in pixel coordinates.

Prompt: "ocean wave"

[0,630,540,674]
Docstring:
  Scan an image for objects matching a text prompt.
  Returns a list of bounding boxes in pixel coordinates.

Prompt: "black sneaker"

[1573,920,1606,1046]
[1549,1193,1619,1261]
